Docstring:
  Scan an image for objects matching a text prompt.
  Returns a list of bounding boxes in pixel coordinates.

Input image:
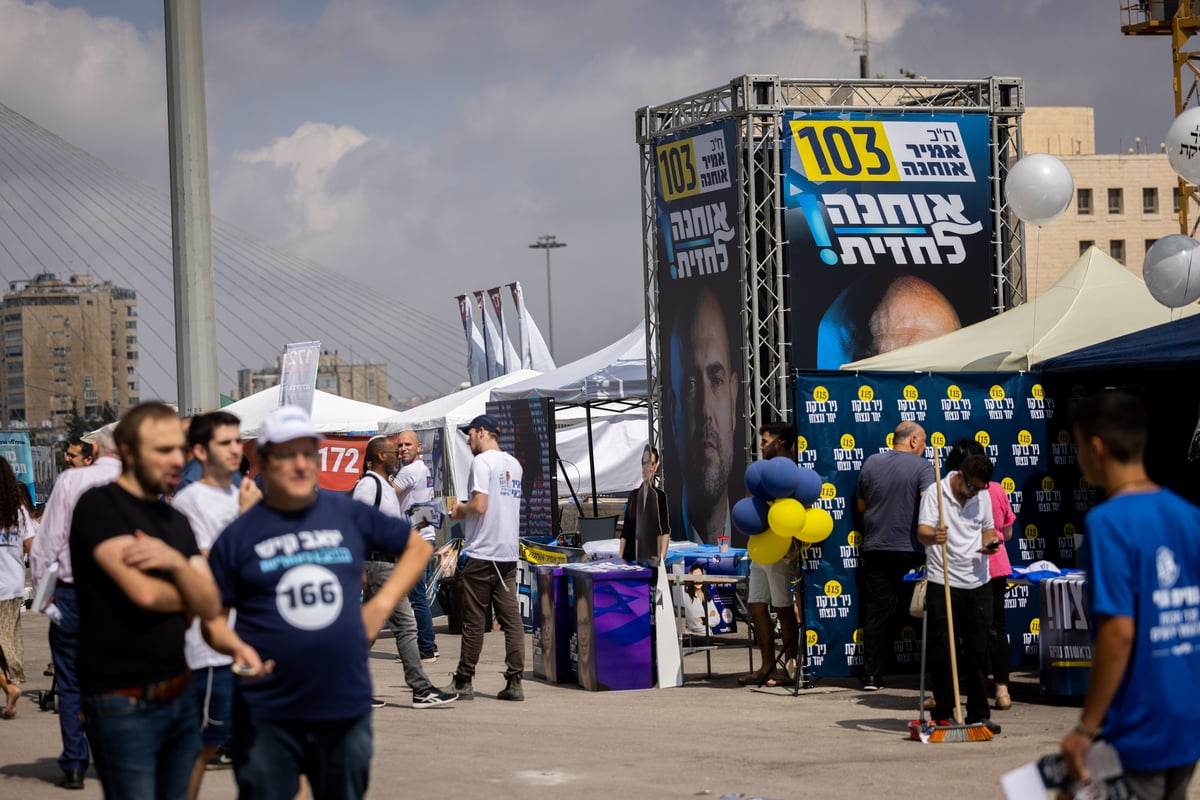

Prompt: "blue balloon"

[745,460,772,501]
[791,467,823,505]
[762,456,802,499]
[732,496,771,536]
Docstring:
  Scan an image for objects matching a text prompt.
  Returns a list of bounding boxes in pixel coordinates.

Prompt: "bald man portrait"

[816,272,962,368]
[668,284,743,545]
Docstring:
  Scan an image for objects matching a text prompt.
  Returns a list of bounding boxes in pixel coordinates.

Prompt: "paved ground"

[2,611,1196,799]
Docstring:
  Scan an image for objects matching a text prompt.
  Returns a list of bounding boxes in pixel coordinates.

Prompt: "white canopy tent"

[223,385,398,438]
[840,248,1200,372]
[490,325,649,514]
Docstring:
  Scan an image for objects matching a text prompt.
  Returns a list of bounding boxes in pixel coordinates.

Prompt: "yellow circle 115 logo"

[823,580,843,598]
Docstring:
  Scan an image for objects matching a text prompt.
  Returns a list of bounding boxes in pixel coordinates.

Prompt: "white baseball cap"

[259,405,319,445]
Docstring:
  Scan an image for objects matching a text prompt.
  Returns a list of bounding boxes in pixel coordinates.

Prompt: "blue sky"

[0,0,1176,398]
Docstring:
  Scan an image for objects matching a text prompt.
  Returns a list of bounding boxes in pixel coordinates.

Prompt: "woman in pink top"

[947,439,1016,710]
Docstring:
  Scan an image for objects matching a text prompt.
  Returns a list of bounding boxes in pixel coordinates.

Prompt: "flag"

[487,287,511,374]
[456,295,488,385]
[509,281,531,369]
[474,291,495,380]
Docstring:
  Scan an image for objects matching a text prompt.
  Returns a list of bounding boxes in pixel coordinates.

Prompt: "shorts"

[748,556,796,607]
[191,665,234,748]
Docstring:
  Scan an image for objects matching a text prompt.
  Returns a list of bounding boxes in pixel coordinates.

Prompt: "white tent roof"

[224,385,397,438]
[489,325,647,405]
[840,248,1200,372]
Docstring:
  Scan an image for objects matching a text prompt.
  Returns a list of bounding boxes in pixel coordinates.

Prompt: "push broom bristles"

[908,720,995,743]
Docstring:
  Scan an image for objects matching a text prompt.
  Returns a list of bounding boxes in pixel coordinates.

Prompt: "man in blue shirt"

[203,406,432,800]
[1061,390,1200,798]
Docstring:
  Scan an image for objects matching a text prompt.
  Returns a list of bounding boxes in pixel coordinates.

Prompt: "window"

[1175,187,1182,214]
[1077,188,1093,215]
[1110,239,1126,264]
[84,389,98,403]
[125,320,136,329]
[126,351,138,361]
[1143,187,1159,214]
[125,335,137,345]
[1079,240,1095,255]
[1108,188,1123,214]
[1146,238,1159,254]
[4,346,21,357]
[84,375,94,389]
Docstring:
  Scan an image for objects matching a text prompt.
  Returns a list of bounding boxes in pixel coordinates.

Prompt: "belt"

[367,552,396,563]
[104,671,190,703]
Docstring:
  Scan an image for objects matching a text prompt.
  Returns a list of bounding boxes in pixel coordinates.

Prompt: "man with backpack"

[354,436,457,708]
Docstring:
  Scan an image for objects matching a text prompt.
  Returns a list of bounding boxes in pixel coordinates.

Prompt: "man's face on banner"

[680,289,739,521]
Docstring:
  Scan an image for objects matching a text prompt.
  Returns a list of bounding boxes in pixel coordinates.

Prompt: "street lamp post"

[528,234,566,361]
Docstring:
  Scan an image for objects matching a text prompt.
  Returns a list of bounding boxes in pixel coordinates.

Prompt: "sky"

[0,0,1178,401]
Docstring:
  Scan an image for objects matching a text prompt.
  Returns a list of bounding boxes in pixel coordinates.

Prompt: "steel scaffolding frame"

[637,75,1025,471]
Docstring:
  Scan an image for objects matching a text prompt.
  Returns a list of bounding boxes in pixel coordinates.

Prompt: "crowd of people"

[3,402,526,800]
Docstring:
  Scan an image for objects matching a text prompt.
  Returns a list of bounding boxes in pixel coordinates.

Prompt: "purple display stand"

[533,564,576,684]
[567,563,653,691]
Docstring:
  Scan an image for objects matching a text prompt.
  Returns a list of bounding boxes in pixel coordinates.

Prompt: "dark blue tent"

[1035,314,1200,371]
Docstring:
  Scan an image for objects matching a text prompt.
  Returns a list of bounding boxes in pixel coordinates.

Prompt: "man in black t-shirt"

[69,402,220,799]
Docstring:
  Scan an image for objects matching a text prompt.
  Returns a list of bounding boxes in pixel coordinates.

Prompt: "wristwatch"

[1074,719,1102,739]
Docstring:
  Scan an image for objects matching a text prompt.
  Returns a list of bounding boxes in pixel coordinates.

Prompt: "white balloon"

[1166,107,1200,185]
[1005,153,1074,226]
[1143,234,1200,308]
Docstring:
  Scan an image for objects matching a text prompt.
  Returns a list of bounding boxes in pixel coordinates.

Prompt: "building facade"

[237,350,390,408]
[1019,107,1181,299]
[2,273,139,427]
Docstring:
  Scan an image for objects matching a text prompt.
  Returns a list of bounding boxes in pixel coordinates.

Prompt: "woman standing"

[0,456,37,718]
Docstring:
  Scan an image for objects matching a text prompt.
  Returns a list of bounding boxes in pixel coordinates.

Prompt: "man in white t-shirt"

[393,430,438,661]
[171,411,261,799]
[446,414,525,701]
[355,436,456,708]
[917,452,1000,733]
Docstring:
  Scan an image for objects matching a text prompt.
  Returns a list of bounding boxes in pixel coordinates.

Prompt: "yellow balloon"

[747,530,792,564]
[797,506,834,543]
[766,498,807,538]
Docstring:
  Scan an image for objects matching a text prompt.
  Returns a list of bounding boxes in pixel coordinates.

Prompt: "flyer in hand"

[1001,741,1133,799]
[408,502,445,530]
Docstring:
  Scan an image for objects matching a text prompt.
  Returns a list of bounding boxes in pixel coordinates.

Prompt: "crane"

[1122,1,1200,233]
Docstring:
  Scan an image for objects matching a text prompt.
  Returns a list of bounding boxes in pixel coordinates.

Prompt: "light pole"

[528,234,566,360]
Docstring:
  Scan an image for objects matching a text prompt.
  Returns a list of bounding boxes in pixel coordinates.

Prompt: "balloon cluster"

[1145,108,1200,309]
[731,458,832,565]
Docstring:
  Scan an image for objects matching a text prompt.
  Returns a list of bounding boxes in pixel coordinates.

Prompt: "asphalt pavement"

[2,611,1196,799]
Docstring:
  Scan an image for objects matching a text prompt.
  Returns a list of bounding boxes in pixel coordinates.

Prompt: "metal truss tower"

[637,75,1025,470]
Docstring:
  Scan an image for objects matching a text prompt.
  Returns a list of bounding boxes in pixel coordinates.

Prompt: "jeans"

[364,560,432,692]
[48,583,89,773]
[454,558,524,681]
[927,581,992,723]
[858,550,926,678]
[82,687,200,800]
[411,560,437,656]
[231,710,372,800]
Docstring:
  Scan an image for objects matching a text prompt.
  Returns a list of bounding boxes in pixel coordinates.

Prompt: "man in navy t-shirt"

[1061,391,1200,798]
[203,406,432,800]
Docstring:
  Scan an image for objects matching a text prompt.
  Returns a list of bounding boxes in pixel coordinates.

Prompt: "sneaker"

[371,697,387,709]
[497,675,524,702]
[861,675,883,691]
[420,650,439,663]
[412,686,458,708]
[446,676,473,700]
[206,747,234,770]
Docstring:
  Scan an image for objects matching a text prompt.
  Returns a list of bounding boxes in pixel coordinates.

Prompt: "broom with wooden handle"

[923,448,994,743]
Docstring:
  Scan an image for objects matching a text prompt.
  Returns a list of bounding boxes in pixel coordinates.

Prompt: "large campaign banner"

[653,119,748,547]
[0,431,37,505]
[782,112,995,369]
[793,372,1091,679]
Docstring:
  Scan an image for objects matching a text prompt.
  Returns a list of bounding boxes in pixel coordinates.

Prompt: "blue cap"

[459,414,500,435]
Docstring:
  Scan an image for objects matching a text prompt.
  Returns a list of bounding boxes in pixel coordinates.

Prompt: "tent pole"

[586,402,599,516]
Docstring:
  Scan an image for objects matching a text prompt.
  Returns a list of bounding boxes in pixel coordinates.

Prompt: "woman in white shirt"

[0,457,37,718]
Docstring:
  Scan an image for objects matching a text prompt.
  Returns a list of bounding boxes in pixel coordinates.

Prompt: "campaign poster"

[653,119,748,547]
[0,431,37,505]
[783,113,995,369]
[486,397,556,539]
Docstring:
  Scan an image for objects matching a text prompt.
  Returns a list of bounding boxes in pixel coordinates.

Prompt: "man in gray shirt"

[853,421,935,691]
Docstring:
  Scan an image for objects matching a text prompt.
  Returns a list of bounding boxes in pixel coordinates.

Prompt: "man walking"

[917,452,999,732]
[394,430,439,661]
[853,421,934,690]
[70,402,222,798]
[1060,391,1200,798]
[203,406,431,799]
[171,410,262,798]
[29,428,123,790]
[447,414,525,701]
[355,435,456,708]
